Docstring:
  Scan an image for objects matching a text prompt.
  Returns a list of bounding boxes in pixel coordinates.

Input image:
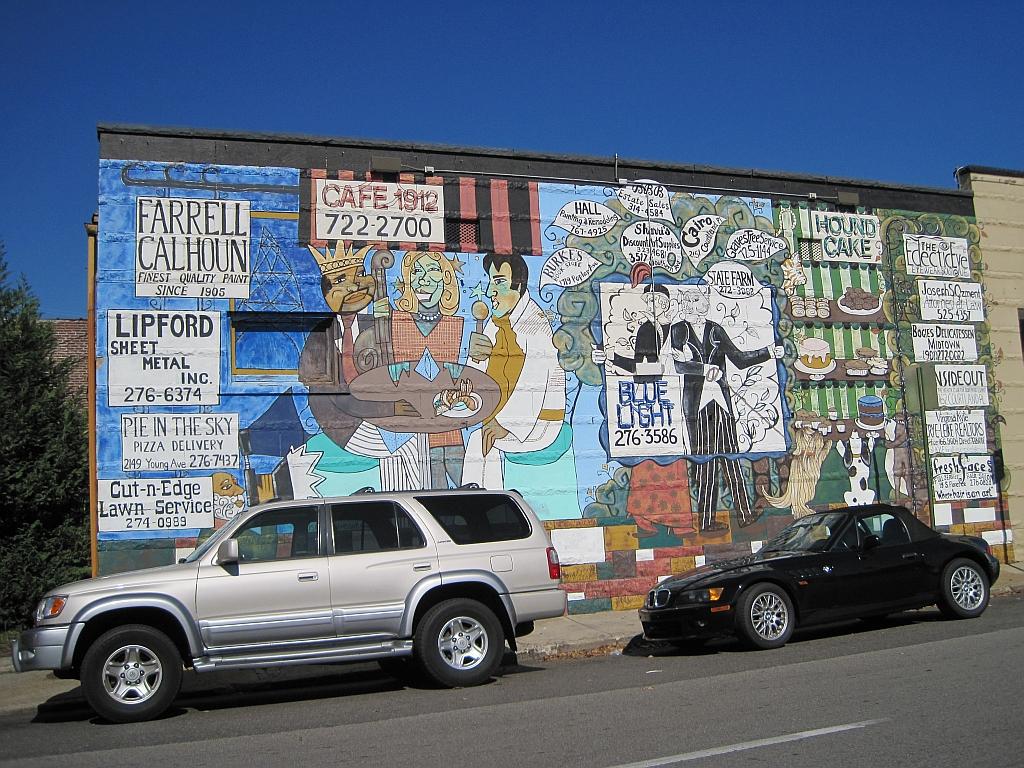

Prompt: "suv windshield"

[762,513,847,553]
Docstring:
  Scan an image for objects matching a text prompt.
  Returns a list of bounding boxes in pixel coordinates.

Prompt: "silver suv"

[12,490,566,722]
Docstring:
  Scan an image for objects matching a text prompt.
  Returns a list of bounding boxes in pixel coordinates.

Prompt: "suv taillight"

[546,546,561,580]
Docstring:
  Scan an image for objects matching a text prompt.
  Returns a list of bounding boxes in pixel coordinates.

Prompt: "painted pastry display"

[845,358,870,376]
[855,395,886,430]
[837,286,881,315]
[795,337,835,377]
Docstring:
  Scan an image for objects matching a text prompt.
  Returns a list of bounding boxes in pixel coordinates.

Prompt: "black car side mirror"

[862,534,881,552]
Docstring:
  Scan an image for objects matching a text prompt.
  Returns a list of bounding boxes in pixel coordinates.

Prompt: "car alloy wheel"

[437,615,488,671]
[736,583,796,650]
[414,598,504,687]
[950,565,985,611]
[101,643,163,704]
[750,592,789,641]
[80,624,183,723]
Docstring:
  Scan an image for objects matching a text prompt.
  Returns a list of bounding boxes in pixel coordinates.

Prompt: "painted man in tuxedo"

[669,283,783,532]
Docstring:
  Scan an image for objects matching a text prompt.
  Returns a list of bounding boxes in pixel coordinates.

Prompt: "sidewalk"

[3,563,1022,718]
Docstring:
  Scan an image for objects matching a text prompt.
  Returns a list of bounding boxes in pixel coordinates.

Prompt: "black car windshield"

[762,513,847,553]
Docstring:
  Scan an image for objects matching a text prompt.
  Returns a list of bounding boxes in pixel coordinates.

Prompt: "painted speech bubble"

[680,214,725,268]
[539,247,601,288]
[703,261,761,299]
[620,221,682,272]
[551,200,620,238]
[725,228,788,261]
[616,179,674,224]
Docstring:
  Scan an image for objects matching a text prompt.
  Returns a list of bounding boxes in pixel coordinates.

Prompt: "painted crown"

[307,242,366,275]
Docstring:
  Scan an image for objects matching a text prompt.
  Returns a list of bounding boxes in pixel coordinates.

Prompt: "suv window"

[234,506,319,562]
[331,501,426,554]
[416,494,531,545]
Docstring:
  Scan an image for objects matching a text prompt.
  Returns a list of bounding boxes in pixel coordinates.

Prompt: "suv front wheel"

[80,624,183,723]
[414,598,504,687]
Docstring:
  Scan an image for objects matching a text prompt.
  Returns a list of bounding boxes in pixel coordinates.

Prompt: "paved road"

[2,596,1023,768]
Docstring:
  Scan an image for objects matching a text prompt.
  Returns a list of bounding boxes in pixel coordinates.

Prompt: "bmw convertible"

[639,504,1001,650]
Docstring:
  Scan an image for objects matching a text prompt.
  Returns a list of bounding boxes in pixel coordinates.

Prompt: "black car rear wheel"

[736,584,795,650]
[937,558,989,619]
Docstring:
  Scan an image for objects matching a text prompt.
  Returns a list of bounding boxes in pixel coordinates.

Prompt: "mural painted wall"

[94,159,1011,609]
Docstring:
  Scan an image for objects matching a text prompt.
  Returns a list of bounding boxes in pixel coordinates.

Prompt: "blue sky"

[2,1,1022,317]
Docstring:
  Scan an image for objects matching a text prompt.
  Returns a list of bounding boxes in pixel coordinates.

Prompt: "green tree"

[0,245,90,628]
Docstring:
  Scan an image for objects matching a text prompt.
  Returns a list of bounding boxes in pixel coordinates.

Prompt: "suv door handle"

[901,553,920,560]
[297,572,319,581]
[413,563,432,572]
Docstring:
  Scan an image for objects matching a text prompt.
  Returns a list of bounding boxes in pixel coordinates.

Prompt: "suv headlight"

[35,595,68,624]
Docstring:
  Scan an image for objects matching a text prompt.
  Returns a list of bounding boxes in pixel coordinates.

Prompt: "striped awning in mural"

[795,263,886,299]
[303,170,542,256]
[793,381,889,419]
[795,324,894,359]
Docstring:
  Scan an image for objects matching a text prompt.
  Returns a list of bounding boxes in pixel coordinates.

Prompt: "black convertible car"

[639,504,1001,650]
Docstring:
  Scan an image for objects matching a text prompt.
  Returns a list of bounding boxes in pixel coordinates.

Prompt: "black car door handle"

[901,552,920,560]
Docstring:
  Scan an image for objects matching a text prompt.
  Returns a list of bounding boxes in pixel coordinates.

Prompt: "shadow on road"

[621,607,947,658]
[30,653,545,725]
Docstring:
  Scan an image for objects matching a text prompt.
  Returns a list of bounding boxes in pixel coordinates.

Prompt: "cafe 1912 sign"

[917,280,985,322]
[798,210,882,263]
[925,409,988,455]
[135,197,251,299]
[931,455,997,502]
[106,310,221,406]
[314,180,445,242]
[97,477,215,532]
[903,234,971,279]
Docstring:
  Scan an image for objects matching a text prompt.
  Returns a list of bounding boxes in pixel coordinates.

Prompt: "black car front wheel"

[736,584,795,650]
[937,558,990,619]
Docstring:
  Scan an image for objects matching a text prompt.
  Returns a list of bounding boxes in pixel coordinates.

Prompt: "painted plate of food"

[836,286,882,315]
[433,388,483,418]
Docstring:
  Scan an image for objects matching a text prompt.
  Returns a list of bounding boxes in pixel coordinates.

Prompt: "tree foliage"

[0,245,90,628]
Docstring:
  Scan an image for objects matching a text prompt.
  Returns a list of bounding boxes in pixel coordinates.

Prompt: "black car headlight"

[676,587,725,604]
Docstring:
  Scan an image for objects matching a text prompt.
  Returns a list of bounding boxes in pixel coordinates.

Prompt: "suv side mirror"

[862,534,881,552]
[217,539,240,565]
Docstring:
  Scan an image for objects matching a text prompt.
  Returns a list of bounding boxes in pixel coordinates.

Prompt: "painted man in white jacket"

[463,253,566,489]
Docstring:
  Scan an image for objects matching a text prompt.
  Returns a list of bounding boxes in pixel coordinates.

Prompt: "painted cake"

[798,337,832,370]
[856,395,886,429]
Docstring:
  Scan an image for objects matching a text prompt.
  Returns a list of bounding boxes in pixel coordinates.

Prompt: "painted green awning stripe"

[823,266,839,299]
[841,326,854,358]
[816,387,829,413]
[850,267,863,291]
[868,268,880,294]
[810,265,824,298]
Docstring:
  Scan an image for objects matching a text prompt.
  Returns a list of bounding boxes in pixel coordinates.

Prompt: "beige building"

[957,166,1023,562]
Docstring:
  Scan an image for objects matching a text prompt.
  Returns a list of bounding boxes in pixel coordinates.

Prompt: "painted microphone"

[472,300,489,333]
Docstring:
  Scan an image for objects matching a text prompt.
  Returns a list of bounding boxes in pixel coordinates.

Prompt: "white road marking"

[605,719,889,767]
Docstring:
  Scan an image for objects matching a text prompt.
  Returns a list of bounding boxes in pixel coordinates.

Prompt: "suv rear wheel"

[80,624,183,723]
[414,598,504,687]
